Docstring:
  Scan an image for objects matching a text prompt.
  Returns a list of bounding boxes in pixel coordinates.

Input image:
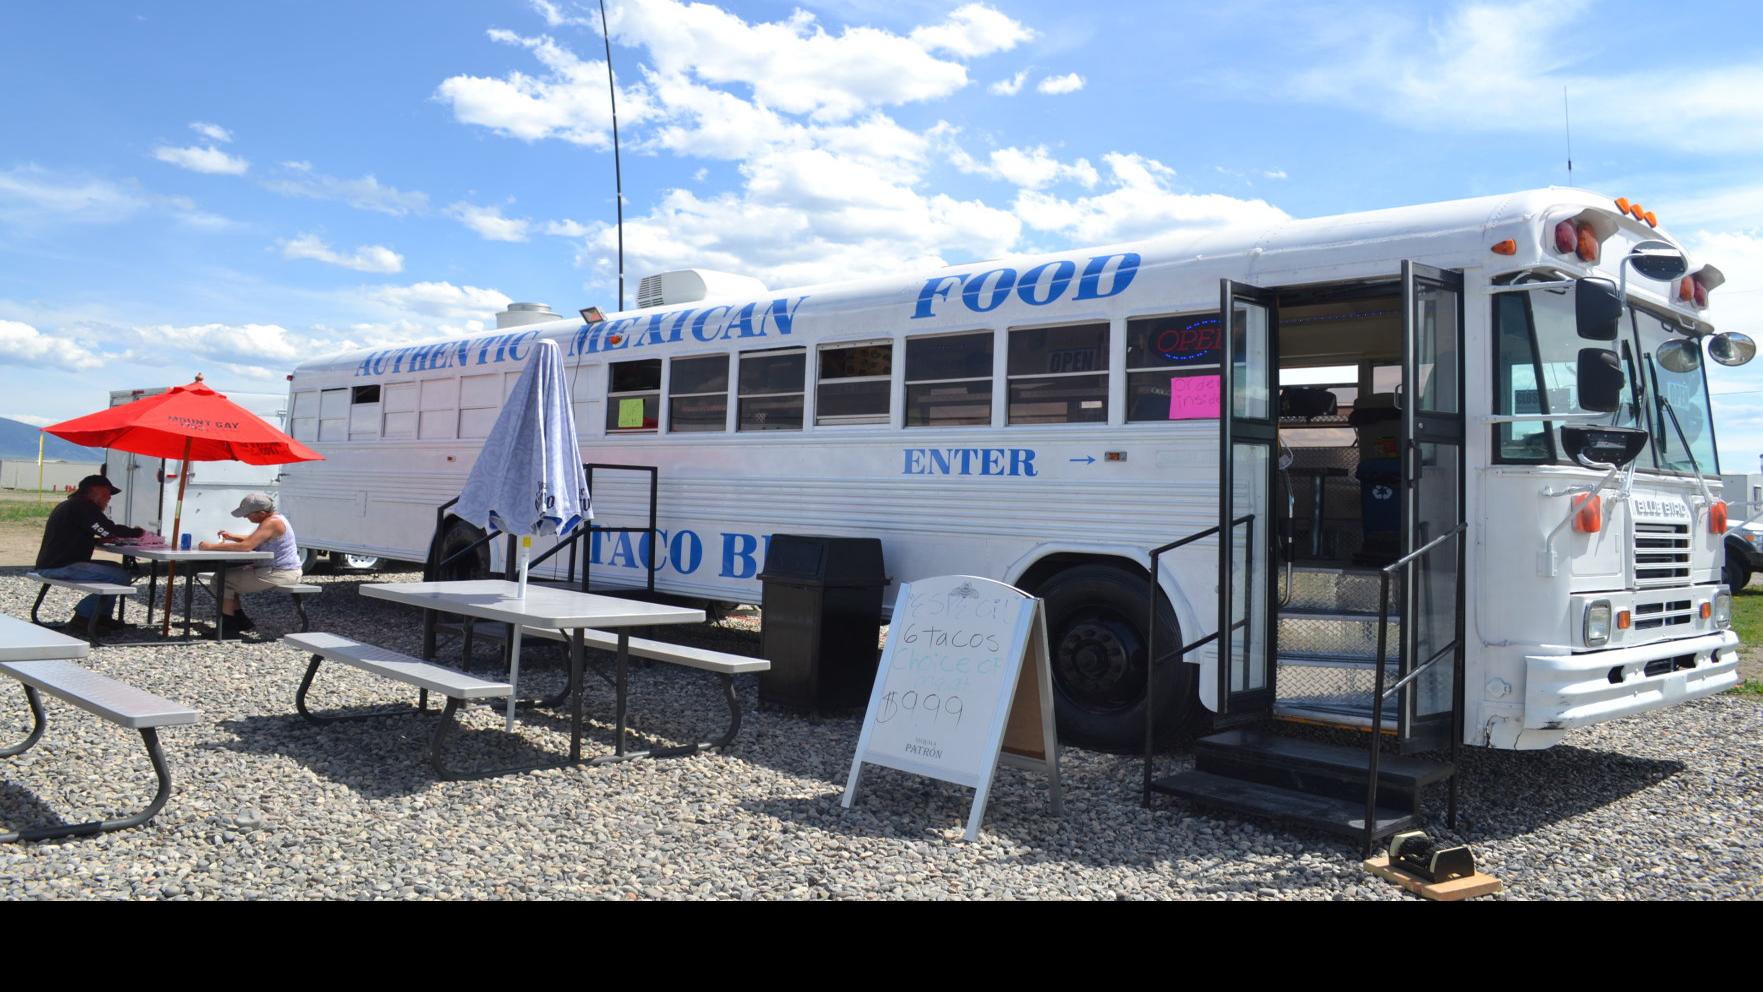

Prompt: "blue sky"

[1,0,1760,471]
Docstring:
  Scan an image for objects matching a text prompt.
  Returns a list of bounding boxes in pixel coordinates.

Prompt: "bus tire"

[1726,558,1752,597]
[1036,564,1199,753]
[436,521,492,581]
[296,547,316,572]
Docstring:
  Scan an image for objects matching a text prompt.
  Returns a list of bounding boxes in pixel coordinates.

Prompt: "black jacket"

[35,496,144,570]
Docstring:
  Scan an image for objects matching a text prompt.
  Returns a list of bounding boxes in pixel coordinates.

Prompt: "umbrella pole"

[507,536,532,731]
[162,437,192,637]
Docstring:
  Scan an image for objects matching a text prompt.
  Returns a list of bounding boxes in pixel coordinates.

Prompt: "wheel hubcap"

[1053,614,1143,713]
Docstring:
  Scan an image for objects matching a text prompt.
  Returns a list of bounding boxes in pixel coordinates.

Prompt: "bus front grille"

[1634,523,1691,587]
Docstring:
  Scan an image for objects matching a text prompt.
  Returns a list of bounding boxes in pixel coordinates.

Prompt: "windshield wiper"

[1653,377,1717,511]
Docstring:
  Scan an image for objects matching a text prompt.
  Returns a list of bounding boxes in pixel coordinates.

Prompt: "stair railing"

[1142,513,1255,806]
[1362,521,1469,858]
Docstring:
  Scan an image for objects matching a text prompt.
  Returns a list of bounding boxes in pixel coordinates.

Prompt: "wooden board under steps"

[1363,854,1502,901]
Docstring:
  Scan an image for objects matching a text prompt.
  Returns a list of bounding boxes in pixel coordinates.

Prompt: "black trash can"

[758,535,887,713]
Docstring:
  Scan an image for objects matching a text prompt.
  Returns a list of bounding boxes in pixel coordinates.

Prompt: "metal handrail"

[1362,520,1469,858]
[1142,513,1255,806]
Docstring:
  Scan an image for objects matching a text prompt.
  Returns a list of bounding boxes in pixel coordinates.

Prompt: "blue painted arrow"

[1070,456,1096,465]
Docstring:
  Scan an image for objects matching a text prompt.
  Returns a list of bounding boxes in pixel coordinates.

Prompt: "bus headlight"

[1585,601,1613,647]
[1713,592,1732,629]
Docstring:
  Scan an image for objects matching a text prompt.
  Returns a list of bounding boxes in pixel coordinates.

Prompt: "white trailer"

[282,188,1750,764]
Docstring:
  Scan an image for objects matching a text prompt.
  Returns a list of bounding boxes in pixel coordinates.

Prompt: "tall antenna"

[599,0,625,313]
[1563,86,1573,182]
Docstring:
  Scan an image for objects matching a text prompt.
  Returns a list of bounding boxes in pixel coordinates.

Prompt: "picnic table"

[125,547,273,641]
[0,612,197,841]
[362,580,705,764]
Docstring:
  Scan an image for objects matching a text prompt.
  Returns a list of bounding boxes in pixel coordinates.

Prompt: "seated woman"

[198,492,302,636]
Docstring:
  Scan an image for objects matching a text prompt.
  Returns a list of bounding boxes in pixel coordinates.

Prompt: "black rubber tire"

[1726,558,1752,598]
[295,547,316,572]
[436,521,492,581]
[335,553,385,573]
[1035,564,1200,753]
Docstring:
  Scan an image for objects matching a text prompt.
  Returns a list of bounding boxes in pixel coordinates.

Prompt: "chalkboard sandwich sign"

[841,574,1063,841]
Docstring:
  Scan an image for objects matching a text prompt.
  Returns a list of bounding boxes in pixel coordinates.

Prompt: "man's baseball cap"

[77,475,122,495]
[231,492,275,517]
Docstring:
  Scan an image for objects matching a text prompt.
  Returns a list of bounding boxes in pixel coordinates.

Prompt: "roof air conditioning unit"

[636,269,768,309]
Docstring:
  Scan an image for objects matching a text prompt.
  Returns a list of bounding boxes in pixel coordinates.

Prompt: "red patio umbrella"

[43,374,322,635]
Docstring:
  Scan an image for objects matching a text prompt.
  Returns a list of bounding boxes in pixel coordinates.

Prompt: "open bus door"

[1398,261,1466,750]
[1216,280,1280,718]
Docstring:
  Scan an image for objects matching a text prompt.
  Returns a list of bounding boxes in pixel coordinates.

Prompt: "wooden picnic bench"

[0,657,198,843]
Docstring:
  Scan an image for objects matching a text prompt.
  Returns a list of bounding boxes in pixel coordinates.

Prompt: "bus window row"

[605,312,1229,434]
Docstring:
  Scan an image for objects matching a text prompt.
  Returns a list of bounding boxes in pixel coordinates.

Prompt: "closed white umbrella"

[454,340,591,729]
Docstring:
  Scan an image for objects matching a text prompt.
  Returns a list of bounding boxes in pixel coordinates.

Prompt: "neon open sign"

[1157,317,1221,363]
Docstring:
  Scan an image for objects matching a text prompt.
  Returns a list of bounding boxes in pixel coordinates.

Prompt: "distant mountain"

[0,418,104,463]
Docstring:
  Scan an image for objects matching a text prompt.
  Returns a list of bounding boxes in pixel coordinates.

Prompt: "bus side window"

[291,389,320,442]
[1125,312,1222,422]
[905,331,992,427]
[1007,322,1109,424]
[459,373,503,439]
[318,388,349,441]
[349,384,382,440]
[382,382,418,439]
[670,354,729,433]
[420,378,459,440]
[739,348,805,432]
[607,359,660,433]
[817,341,891,426]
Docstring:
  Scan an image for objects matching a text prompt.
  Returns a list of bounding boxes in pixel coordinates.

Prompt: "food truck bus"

[281,188,1752,754]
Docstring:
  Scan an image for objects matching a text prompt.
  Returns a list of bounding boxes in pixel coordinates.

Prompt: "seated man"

[34,475,145,630]
[198,492,302,636]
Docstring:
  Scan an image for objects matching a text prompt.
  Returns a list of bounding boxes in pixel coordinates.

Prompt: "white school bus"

[281,187,1751,755]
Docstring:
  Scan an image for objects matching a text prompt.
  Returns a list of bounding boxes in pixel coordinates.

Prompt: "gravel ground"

[1,565,1759,900]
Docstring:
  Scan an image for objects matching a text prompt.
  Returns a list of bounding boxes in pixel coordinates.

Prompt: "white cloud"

[264,165,429,216]
[4,413,54,427]
[190,121,233,143]
[1036,72,1084,95]
[909,4,1035,58]
[279,234,405,273]
[365,282,513,324]
[952,144,1100,190]
[1264,169,1288,180]
[435,30,636,148]
[989,71,1027,96]
[0,319,106,371]
[544,218,590,237]
[449,202,532,242]
[0,166,148,224]
[0,165,233,230]
[130,322,305,366]
[529,0,596,28]
[153,144,250,175]
[1280,0,1763,153]
[1014,152,1289,244]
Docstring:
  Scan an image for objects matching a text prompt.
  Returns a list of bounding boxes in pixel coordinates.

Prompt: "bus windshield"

[1633,307,1720,477]
[1493,285,1644,462]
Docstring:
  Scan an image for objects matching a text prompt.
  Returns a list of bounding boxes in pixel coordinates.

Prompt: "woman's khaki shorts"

[221,566,304,595]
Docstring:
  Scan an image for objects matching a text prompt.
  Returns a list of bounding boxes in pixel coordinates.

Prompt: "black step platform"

[1192,728,1453,812]
[1151,770,1418,840]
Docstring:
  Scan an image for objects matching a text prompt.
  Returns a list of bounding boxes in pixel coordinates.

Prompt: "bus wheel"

[336,553,385,573]
[1727,558,1752,597]
[1037,564,1197,753]
[296,547,316,572]
[436,521,491,581]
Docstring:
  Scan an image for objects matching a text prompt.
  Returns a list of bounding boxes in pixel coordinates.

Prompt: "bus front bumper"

[1522,629,1740,732]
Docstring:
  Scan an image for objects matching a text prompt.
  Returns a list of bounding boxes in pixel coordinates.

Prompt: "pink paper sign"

[1169,374,1221,420]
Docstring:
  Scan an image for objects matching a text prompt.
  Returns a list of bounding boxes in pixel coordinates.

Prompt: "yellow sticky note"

[618,397,645,428]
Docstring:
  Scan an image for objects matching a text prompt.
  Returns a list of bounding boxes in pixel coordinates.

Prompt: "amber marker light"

[1645,211,1658,227]
[1700,602,1713,620]
[1617,610,1632,630]
[1711,500,1728,534]
[1492,239,1517,255]
[1573,493,1603,533]
[1615,197,1631,213]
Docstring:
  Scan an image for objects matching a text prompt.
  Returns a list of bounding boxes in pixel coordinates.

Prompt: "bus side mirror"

[1710,332,1757,367]
[1576,278,1623,341]
[1577,348,1625,412]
